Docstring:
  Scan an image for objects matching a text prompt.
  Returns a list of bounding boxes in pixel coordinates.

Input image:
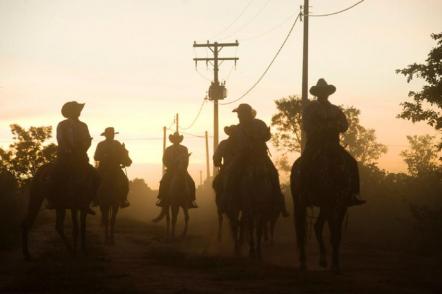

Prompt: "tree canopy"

[271,96,387,165]
[400,135,441,177]
[0,124,57,184]
[396,33,442,148]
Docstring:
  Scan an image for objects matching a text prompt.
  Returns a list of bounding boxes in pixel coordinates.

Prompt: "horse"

[153,161,195,239]
[290,154,351,272]
[97,143,132,245]
[0,170,17,198]
[226,157,280,259]
[21,162,99,260]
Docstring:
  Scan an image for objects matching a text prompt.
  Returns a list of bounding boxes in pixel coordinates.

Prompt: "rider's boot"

[86,207,96,215]
[120,200,130,208]
[348,193,366,206]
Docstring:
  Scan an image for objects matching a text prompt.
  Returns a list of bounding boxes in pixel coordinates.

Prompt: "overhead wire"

[240,11,299,42]
[179,98,208,131]
[309,0,365,17]
[220,12,301,106]
[211,0,255,39]
[220,0,273,41]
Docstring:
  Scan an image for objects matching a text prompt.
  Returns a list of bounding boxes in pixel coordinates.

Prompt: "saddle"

[46,162,98,209]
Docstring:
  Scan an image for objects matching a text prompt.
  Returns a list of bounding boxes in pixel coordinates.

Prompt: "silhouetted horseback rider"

[156,132,197,208]
[301,78,365,206]
[228,104,289,217]
[94,127,131,208]
[51,101,96,213]
[212,125,237,211]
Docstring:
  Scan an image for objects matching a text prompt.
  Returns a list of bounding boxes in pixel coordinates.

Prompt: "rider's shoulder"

[252,118,268,128]
[305,100,320,110]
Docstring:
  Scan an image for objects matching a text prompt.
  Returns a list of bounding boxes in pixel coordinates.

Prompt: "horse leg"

[315,208,327,268]
[171,205,179,239]
[270,216,277,246]
[228,212,240,256]
[165,207,171,239]
[55,209,72,253]
[263,221,269,243]
[110,205,119,245]
[181,207,189,238]
[101,206,110,244]
[248,217,256,258]
[21,188,45,260]
[217,210,223,242]
[256,217,264,259]
[71,209,79,255]
[328,208,346,273]
[80,210,87,255]
[294,204,307,271]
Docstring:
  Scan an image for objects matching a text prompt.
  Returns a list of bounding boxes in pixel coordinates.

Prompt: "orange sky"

[1,0,440,188]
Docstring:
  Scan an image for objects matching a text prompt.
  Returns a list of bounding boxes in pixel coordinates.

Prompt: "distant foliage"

[400,135,441,177]
[271,96,303,153]
[396,33,442,149]
[0,124,57,185]
[271,96,387,165]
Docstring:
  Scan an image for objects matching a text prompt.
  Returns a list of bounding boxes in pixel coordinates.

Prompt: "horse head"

[120,143,133,167]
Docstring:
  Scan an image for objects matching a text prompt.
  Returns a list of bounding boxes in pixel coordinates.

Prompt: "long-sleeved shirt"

[213,138,235,168]
[232,118,271,157]
[56,119,91,159]
[163,144,189,172]
[303,100,348,147]
[94,139,125,169]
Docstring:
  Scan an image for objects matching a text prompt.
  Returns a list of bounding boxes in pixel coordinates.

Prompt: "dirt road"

[1,213,440,294]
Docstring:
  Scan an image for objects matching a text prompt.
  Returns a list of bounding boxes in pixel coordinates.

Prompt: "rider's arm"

[82,123,92,151]
[94,142,103,162]
[213,141,225,167]
[57,121,74,153]
[336,108,349,133]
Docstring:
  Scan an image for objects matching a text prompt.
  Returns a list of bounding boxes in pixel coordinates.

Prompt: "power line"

[240,11,299,42]
[221,12,301,106]
[220,0,272,41]
[179,98,208,131]
[309,0,365,17]
[211,0,255,39]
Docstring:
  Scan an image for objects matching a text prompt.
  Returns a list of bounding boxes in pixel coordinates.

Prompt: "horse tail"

[152,207,168,223]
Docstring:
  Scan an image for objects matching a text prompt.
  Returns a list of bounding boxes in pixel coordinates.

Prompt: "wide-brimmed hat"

[309,78,336,97]
[101,127,119,136]
[232,103,255,115]
[61,101,85,118]
[169,132,183,143]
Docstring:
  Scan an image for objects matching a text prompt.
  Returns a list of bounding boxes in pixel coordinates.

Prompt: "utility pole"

[301,0,309,153]
[162,126,166,175]
[193,40,239,175]
[205,130,210,181]
[175,113,179,133]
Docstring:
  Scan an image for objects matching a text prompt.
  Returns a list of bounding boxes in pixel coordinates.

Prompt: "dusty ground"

[0,211,441,294]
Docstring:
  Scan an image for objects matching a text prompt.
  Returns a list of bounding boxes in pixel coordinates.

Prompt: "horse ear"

[122,143,125,148]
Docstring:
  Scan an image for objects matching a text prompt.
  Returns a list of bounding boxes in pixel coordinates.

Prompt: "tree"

[271,96,387,165]
[400,135,441,177]
[396,33,442,148]
[0,124,57,184]
[341,107,388,165]
[271,96,303,153]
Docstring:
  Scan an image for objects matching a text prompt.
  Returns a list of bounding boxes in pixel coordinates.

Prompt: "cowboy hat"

[309,78,336,97]
[101,127,119,136]
[61,101,85,118]
[169,132,184,143]
[232,103,255,115]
